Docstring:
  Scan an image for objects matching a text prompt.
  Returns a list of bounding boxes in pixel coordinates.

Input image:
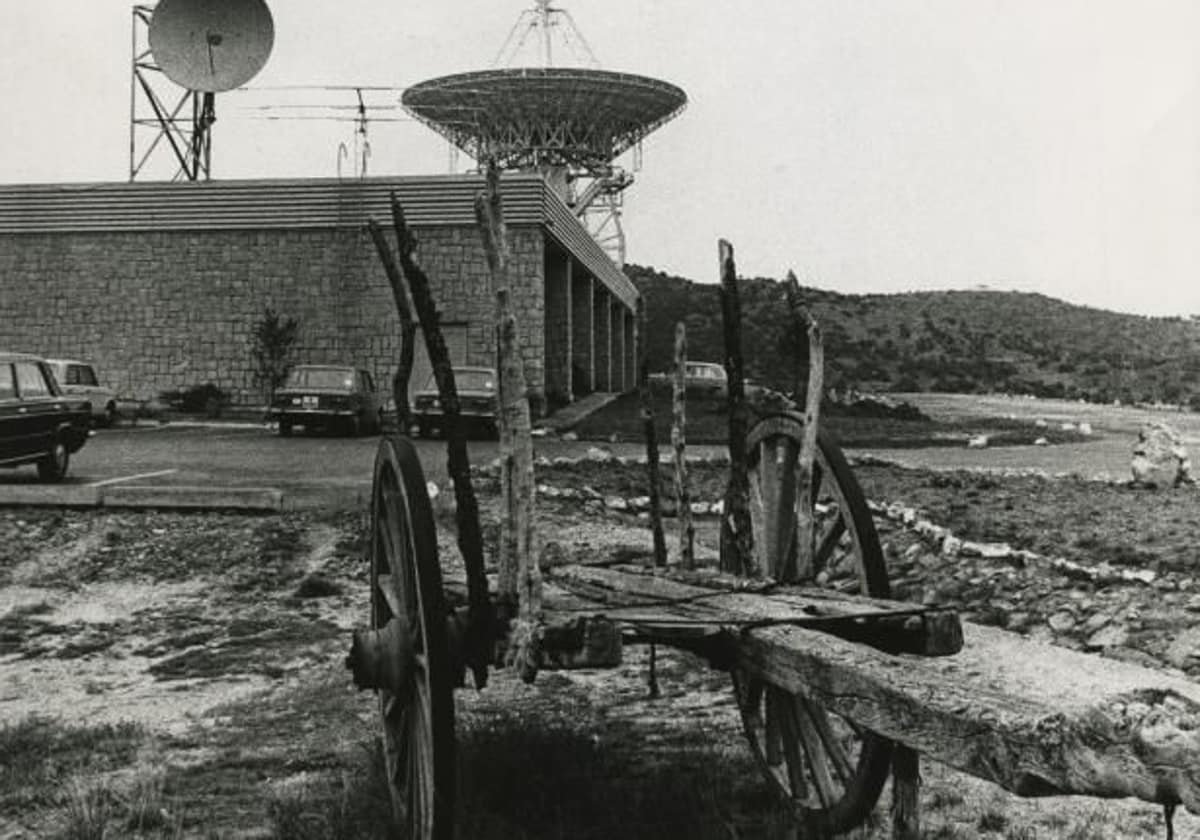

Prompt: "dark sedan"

[0,352,92,481]
[268,364,385,437]
[413,366,498,438]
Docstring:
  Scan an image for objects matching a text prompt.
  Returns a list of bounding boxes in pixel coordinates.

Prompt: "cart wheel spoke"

[369,435,456,840]
[736,416,894,835]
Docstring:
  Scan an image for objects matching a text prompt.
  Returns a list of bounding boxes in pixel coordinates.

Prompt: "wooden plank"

[738,621,1200,814]
[546,564,961,656]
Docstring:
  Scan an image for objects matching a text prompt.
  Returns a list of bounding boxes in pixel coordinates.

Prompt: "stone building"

[0,173,637,412]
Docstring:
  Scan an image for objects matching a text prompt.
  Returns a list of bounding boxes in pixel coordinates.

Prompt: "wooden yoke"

[475,166,542,683]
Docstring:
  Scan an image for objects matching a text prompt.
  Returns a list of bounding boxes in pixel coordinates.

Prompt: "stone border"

[470,447,1160,585]
[0,484,284,512]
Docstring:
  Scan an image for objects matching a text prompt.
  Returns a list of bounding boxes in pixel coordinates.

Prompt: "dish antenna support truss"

[129,0,273,181]
[402,2,686,265]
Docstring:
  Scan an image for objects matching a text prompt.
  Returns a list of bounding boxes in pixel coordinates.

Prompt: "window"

[68,365,98,387]
[286,367,355,389]
[0,365,14,400]
[15,362,51,398]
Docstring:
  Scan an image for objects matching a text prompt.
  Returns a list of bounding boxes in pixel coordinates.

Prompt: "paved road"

[0,422,721,509]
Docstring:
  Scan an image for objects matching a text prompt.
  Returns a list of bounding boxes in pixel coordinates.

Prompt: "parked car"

[683,361,728,397]
[45,358,119,427]
[268,364,384,437]
[0,352,92,481]
[413,367,498,438]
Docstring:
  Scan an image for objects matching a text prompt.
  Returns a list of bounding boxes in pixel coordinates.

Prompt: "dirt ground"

[3,458,1200,839]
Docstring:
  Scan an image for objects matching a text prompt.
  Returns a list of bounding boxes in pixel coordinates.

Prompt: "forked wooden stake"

[718,239,755,576]
[672,321,694,568]
[386,199,491,689]
[476,165,541,682]
[794,314,823,580]
[365,195,418,430]
[637,296,667,568]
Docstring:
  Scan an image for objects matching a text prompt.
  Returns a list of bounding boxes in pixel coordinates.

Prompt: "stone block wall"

[0,224,547,407]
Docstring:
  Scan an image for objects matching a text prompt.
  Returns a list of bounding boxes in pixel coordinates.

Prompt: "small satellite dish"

[149,0,275,93]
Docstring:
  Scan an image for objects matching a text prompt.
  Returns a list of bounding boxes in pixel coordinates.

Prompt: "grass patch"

[0,716,144,815]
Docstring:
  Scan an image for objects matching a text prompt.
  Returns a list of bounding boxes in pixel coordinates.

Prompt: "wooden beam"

[737,622,1200,814]
[544,562,1200,815]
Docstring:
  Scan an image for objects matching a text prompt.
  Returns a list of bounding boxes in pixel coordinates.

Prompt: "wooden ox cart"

[352,193,1200,838]
[346,415,1200,839]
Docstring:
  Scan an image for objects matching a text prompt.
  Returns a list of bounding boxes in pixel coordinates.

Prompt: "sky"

[1,1,1197,317]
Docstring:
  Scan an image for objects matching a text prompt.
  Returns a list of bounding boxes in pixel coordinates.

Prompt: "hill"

[626,264,1200,407]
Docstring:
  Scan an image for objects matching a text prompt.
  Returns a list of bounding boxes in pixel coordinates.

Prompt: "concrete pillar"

[571,268,592,396]
[593,283,611,391]
[612,301,625,392]
[543,248,571,406]
[624,308,636,391]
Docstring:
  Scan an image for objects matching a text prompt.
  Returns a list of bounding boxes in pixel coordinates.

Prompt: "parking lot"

[0,422,698,510]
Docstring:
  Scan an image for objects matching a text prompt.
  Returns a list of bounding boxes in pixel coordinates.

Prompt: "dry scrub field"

[2,454,1199,839]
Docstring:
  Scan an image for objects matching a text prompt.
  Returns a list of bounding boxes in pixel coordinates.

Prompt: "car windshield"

[424,370,495,391]
[287,368,354,389]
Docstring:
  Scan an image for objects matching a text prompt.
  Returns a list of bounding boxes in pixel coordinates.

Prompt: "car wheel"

[103,402,117,428]
[37,439,70,482]
[279,421,293,438]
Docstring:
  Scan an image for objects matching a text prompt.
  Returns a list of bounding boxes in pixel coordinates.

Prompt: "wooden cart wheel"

[734,414,893,834]
[370,435,456,840]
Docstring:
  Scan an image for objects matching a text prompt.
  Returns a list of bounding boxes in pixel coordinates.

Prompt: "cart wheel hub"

[347,618,416,695]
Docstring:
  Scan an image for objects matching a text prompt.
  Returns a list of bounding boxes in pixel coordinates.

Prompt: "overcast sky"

[1,1,1197,316]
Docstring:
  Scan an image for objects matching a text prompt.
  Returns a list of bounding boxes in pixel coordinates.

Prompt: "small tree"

[251,307,299,405]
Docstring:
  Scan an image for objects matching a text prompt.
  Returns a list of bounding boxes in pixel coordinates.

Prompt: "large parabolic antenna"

[149,0,274,93]
[401,1,687,265]
[130,0,274,181]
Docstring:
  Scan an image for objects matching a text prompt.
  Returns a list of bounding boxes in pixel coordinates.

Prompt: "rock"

[586,446,614,462]
[1005,612,1032,632]
[539,541,569,567]
[1131,421,1193,486]
[531,427,549,437]
[1034,418,1048,428]
[552,456,574,467]
[561,431,578,442]
[1060,422,1076,432]
[426,481,440,500]
[294,573,342,599]
[966,435,989,449]
[1034,437,1049,446]
[1047,611,1077,633]
[603,496,628,511]
[1078,422,1093,436]
[1165,627,1200,669]
[1085,623,1128,650]
[941,535,962,557]
[534,455,552,468]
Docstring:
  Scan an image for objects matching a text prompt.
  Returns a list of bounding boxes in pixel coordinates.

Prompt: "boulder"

[1165,626,1200,669]
[967,435,989,449]
[1131,421,1193,487]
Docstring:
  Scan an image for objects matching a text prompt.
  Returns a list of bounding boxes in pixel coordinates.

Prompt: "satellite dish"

[149,0,275,93]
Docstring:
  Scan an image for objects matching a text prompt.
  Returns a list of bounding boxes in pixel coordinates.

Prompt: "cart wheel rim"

[736,415,893,833]
[370,434,455,840]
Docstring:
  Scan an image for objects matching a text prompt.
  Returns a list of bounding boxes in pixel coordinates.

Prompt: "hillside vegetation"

[627,264,1200,407]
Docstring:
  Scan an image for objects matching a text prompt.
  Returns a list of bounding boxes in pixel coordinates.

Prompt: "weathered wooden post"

[788,273,824,582]
[365,194,418,431]
[891,746,921,840]
[638,296,667,568]
[718,239,756,577]
[672,321,694,568]
[475,165,541,682]
[385,200,492,689]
